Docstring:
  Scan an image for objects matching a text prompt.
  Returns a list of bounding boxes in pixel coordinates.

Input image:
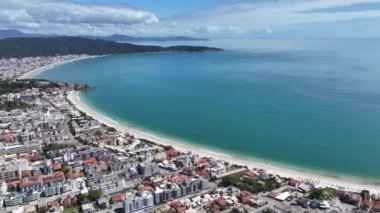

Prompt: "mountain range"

[0,29,208,42]
[0,37,222,58]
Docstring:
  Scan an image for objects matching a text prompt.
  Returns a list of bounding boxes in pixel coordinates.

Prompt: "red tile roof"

[165,149,180,158]
[217,198,227,206]
[83,157,97,164]
[288,178,301,187]
[143,186,154,191]
[43,172,65,181]
[170,175,189,183]
[66,172,84,179]
[52,164,62,171]
[246,170,256,177]
[0,133,14,142]
[21,170,32,178]
[111,193,126,203]
[170,201,186,213]
[372,201,380,211]
[239,190,252,200]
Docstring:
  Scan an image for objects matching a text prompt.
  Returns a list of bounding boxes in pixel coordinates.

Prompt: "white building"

[123,191,154,213]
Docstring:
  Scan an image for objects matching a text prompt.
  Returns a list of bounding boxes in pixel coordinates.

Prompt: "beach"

[67,90,380,194]
[17,55,99,79]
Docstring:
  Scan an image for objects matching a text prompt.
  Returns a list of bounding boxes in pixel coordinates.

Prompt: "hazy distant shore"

[67,90,380,194]
[17,55,99,79]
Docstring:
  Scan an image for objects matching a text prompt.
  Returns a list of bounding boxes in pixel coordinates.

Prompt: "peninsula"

[0,37,223,58]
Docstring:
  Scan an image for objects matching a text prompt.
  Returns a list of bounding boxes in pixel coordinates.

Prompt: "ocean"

[35,39,380,181]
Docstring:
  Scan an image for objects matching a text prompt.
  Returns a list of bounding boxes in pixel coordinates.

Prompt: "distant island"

[0,29,208,42]
[0,37,223,58]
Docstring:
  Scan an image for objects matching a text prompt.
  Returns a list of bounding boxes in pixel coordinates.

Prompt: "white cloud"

[0,0,158,35]
[151,0,380,37]
[1,0,380,37]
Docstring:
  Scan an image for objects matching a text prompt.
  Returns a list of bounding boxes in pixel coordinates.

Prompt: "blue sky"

[1,0,380,38]
[74,0,233,17]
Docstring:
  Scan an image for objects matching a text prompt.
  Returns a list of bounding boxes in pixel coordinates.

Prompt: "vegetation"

[222,175,241,187]
[263,177,281,191]
[0,100,29,111]
[0,79,60,95]
[43,143,66,152]
[107,127,117,132]
[240,177,265,193]
[163,145,174,151]
[309,187,337,200]
[222,175,281,194]
[77,194,90,205]
[63,206,80,213]
[140,139,157,146]
[0,37,223,58]
[61,166,72,173]
[262,208,275,213]
[195,165,205,172]
[88,189,102,201]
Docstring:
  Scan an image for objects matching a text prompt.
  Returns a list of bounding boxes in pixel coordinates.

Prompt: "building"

[4,193,23,207]
[0,143,41,155]
[23,191,41,202]
[136,162,159,177]
[43,182,62,197]
[0,159,29,182]
[99,173,124,194]
[124,191,154,213]
[78,148,104,160]
[153,177,210,204]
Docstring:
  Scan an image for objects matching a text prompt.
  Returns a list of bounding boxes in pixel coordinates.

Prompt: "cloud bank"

[0,0,158,35]
[1,0,380,38]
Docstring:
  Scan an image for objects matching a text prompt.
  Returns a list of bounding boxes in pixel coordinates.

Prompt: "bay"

[35,39,380,181]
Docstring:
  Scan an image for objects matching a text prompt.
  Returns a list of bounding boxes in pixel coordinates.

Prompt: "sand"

[68,90,380,194]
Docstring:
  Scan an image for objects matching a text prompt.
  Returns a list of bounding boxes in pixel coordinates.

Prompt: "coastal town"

[0,55,91,80]
[0,56,379,213]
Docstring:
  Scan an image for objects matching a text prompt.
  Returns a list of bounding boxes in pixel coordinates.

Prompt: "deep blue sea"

[36,39,380,181]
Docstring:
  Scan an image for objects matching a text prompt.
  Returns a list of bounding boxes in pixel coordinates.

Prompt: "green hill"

[0,37,222,58]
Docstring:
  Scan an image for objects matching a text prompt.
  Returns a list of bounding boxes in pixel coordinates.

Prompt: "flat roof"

[275,192,291,201]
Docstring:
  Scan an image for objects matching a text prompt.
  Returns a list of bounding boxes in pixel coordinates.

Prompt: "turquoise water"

[36,39,380,181]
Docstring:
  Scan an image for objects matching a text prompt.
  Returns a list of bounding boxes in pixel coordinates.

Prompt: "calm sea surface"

[36,39,380,180]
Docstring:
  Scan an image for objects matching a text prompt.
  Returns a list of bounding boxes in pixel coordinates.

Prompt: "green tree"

[163,145,174,151]
[264,178,281,191]
[61,166,72,173]
[309,187,336,200]
[222,175,241,187]
[78,194,90,205]
[88,189,102,201]
[107,127,117,132]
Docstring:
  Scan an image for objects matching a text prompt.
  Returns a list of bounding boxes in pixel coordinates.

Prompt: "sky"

[1,0,380,39]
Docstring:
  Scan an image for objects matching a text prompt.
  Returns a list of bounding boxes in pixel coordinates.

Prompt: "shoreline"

[67,90,380,194]
[17,55,100,79]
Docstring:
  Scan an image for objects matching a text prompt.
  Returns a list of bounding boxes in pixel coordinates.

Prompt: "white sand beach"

[18,55,99,79]
[68,90,380,194]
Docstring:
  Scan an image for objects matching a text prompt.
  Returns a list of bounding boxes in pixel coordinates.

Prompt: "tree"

[309,187,336,200]
[61,166,72,173]
[88,189,102,201]
[78,194,90,205]
[107,127,117,132]
[163,145,174,151]
[222,175,241,187]
[43,143,66,152]
[264,178,281,191]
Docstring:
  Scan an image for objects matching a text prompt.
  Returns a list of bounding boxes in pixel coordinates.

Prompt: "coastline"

[17,55,100,79]
[67,90,380,194]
